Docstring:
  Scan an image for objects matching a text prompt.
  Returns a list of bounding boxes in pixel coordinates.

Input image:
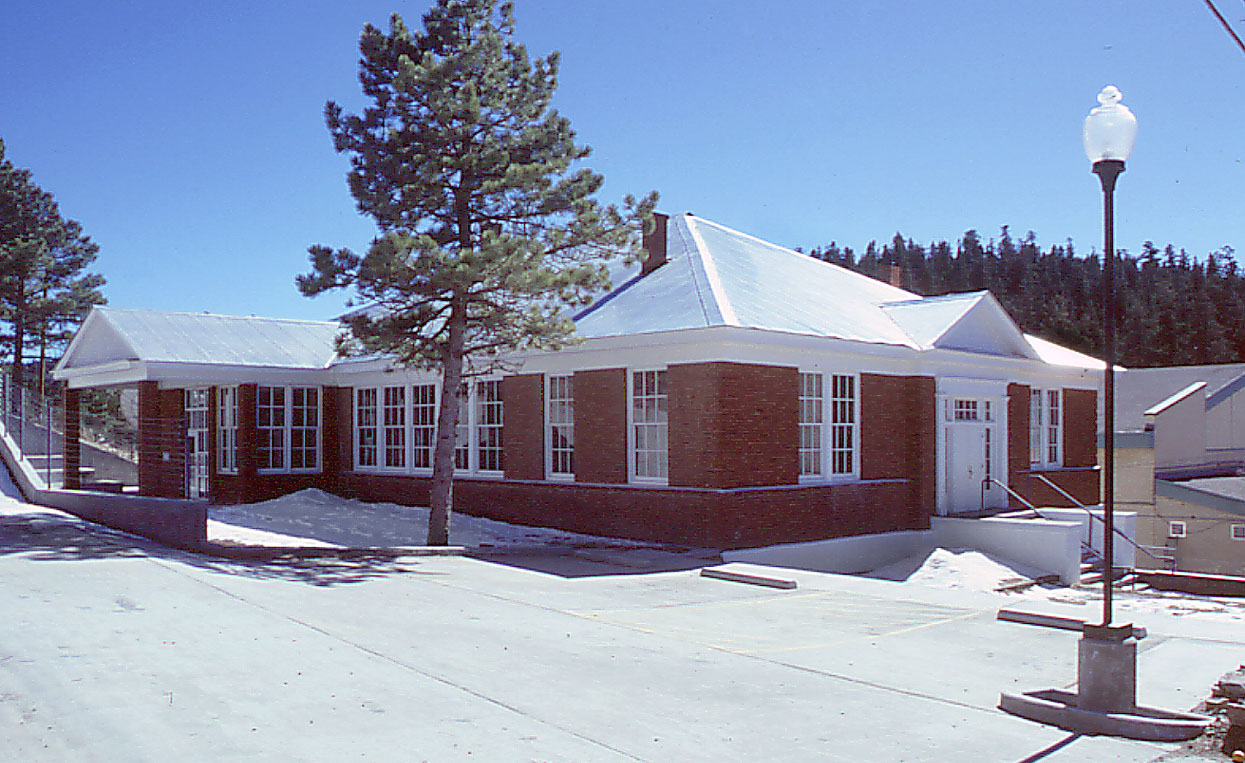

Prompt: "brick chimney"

[641,212,669,276]
[888,264,902,289]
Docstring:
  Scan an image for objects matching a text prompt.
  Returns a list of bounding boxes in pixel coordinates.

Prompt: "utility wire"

[1203,0,1245,56]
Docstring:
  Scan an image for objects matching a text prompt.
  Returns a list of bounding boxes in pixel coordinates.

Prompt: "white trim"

[256,385,322,475]
[628,368,669,485]
[1168,520,1187,539]
[546,374,575,481]
[797,370,860,484]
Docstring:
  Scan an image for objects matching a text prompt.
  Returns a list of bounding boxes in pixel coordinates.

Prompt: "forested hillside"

[807,229,1243,368]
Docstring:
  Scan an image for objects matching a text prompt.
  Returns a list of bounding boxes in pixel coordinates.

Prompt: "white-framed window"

[801,372,858,480]
[631,369,668,481]
[257,386,286,470]
[475,379,504,473]
[354,383,438,473]
[548,375,574,478]
[411,384,436,469]
[455,382,470,470]
[1168,520,1187,539]
[355,388,378,468]
[1231,524,1245,541]
[1030,388,1062,467]
[217,386,238,474]
[382,386,406,469]
[799,373,823,477]
[258,386,320,473]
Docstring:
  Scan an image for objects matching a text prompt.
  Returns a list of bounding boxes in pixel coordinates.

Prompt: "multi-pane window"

[632,370,668,480]
[257,386,286,470]
[1030,388,1062,467]
[548,375,574,477]
[1231,524,1245,541]
[799,373,823,477]
[455,382,470,470]
[475,379,504,472]
[290,388,320,470]
[383,386,406,468]
[829,374,856,476]
[258,386,320,472]
[1047,390,1061,464]
[356,388,378,468]
[411,384,436,469]
[953,399,979,421]
[217,386,238,474]
[801,372,857,480]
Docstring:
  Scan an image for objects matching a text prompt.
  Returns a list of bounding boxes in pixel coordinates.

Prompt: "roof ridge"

[682,215,738,326]
[98,306,338,326]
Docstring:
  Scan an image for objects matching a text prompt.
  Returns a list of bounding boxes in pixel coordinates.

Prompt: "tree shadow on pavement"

[0,509,442,588]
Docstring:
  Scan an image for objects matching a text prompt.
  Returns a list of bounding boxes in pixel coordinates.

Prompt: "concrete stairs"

[1078,560,1146,590]
[22,453,96,488]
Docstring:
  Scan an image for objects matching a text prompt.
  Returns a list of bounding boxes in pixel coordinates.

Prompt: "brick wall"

[332,472,920,549]
[62,387,81,490]
[668,362,798,489]
[137,382,186,499]
[1007,383,1031,506]
[573,368,627,484]
[860,373,936,517]
[1063,388,1097,468]
[502,374,544,480]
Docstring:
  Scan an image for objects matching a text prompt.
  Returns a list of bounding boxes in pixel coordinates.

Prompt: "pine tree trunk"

[426,294,466,546]
[11,306,25,390]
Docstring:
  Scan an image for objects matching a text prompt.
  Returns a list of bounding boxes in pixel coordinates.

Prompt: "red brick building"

[53,213,1102,548]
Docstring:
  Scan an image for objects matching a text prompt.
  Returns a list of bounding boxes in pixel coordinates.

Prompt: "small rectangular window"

[1231,524,1245,541]
[954,399,978,421]
[1168,520,1187,539]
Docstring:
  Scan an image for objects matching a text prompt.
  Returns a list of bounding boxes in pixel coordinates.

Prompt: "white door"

[943,398,1003,514]
[185,388,210,499]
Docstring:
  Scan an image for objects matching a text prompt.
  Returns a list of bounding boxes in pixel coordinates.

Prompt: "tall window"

[290,388,320,470]
[476,379,504,472]
[257,386,286,470]
[800,372,857,480]
[1047,390,1061,465]
[356,388,378,468]
[829,374,856,476]
[383,386,406,468]
[632,370,668,480]
[548,375,574,477]
[217,386,238,474]
[799,373,823,477]
[411,384,436,469]
[455,382,470,470]
[1030,388,1061,467]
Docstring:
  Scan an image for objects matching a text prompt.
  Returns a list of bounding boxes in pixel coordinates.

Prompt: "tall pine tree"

[299,0,656,545]
[0,140,106,389]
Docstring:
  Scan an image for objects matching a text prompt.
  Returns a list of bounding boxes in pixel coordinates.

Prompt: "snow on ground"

[864,547,1050,592]
[864,545,1245,625]
[208,488,648,550]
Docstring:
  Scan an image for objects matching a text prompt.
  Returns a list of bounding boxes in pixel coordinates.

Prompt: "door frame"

[935,378,1009,516]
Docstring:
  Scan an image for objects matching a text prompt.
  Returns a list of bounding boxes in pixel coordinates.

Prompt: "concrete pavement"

[1,500,1236,762]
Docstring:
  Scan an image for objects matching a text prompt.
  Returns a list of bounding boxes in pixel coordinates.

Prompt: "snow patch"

[865,547,1049,592]
[208,488,647,550]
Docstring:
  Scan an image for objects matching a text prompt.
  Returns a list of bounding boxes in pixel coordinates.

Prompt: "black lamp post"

[1083,85,1137,629]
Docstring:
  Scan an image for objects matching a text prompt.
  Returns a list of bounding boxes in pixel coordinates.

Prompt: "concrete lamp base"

[1000,622,1211,741]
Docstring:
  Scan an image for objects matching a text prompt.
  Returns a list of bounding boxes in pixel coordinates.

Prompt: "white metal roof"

[55,307,340,377]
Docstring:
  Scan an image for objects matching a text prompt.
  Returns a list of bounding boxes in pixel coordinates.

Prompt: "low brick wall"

[335,471,924,549]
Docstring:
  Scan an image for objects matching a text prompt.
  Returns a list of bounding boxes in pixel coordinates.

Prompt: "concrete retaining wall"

[931,516,1082,584]
[0,427,205,549]
[1037,507,1136,569]
[722,529,932,574]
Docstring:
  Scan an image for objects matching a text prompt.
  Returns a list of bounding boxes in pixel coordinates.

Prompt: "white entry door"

[943,398,1003,514]
[185,388,210,499]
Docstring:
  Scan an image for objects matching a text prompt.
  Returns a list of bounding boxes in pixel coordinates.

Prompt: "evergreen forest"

[807,228,1244,368]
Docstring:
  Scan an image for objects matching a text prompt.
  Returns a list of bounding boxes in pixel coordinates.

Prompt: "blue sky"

[2,0,1243,322]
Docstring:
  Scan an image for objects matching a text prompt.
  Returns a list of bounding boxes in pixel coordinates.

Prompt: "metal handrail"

[1028,473,1166,564]
[982,477,1101,561]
